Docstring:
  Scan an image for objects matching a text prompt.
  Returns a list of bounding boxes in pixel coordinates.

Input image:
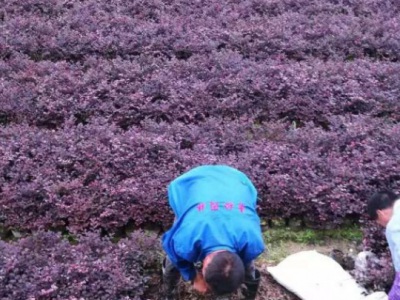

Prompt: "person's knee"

[163,256,180,276]
[244,261,256,280]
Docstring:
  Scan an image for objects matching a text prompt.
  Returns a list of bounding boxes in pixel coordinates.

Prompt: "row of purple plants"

[1,55,400,129]
[1,116,400,233]
[1,0,400,62]
[0,231,160,299]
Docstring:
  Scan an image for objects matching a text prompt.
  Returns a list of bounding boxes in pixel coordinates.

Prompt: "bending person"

[161,165,265,299]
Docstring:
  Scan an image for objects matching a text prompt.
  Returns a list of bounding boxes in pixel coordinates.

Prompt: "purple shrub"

[2,0,400,61]
[352,249,394,292]
[0,121,178,231]
[0,231,160,299]
[2,55,400,129]
[1,116,400,232]
[362,222,389,254]
[239,116,400,226]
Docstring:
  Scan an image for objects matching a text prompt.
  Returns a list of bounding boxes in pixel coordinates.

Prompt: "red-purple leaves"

[0,231,160,299]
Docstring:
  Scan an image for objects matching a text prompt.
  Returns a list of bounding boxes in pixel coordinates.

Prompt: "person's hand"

[192,272,208,294]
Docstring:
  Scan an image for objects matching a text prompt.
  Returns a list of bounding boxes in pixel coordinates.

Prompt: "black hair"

[203,251,245,296]
[367,189,398,219]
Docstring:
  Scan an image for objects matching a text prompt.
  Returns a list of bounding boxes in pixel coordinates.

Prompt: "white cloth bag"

[267,250,387,300]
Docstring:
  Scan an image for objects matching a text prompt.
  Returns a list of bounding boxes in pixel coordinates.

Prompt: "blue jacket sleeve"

[239,233,265,265]
[163,232,197,282]
[171,257,197,282]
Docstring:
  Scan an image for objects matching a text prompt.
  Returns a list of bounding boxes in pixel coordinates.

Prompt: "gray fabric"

[267,251,387,300]
[242,268,261,300]
[162,257,180,300]
[245,260,256,280]
[163,256,180,277]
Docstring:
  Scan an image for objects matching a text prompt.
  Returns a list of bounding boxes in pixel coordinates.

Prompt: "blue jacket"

[162,165,265,281]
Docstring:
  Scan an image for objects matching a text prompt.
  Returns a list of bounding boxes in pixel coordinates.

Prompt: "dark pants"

[162,256,260,299]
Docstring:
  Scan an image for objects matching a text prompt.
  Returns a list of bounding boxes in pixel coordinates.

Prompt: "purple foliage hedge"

[1,0,400,61]
[1,116,400,233]
[0,231,160,299]
[2,55,400,129]
[353,223,395,291]
[1,0,400,271]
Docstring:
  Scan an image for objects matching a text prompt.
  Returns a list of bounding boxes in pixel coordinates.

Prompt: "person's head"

[367,189,398,227]
[202,250,245,296]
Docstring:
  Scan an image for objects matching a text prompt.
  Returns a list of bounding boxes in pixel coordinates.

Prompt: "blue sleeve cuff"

[181,267,197,282]
[243,244,265,264]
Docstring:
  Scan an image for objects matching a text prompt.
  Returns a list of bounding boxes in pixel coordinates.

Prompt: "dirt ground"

[176,268,300,300]
[146,239,358,300]
[145,265,299,300]
[143,230,359,300]
[263,239,359,265]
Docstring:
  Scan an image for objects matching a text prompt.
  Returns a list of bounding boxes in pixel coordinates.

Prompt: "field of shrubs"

[1,0,400,298]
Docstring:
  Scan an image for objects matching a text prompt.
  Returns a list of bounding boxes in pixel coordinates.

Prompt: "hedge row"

[0,230,392,299]
[1,116,399,233]
[0,231,160,300]
[1,0,400,61]
[1,55,400,129]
